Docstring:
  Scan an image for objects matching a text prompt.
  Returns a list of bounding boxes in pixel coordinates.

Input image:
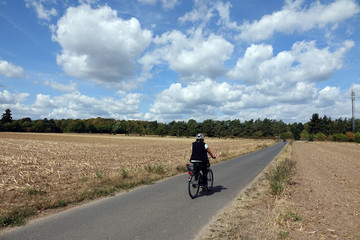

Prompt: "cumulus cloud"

[239,0,360,42]
[6,0,357,123]
[0,59,24,78]
[140,29,234,82]
[43,80,78,92]
[149,79,241,121]
[228,40,354,84]
[148,77,351,123]
[31,91,143,119]
[0,90,29,104]
[314,86,341,107]
[52,4,152,90]
[0,89,143,120]
[150,37,354,122]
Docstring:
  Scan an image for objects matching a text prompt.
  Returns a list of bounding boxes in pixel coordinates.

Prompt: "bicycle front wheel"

[188,174,200,199]
[207,169,214,190]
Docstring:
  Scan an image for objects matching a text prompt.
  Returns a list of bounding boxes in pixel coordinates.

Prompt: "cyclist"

[190,133,216,189]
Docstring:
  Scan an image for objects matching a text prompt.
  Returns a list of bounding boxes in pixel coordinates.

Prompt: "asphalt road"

[0,142,285,240]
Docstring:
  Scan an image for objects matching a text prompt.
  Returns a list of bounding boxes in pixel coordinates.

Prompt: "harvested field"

[199,141,360,240]
[287,142,360,239]
[0,132,276,227]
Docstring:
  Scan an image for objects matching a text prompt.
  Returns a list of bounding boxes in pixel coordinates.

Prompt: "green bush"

[308,134,314,141]
[300,130,309,140]
[314,132,326,141]
[354,132,360,143]
[332,133,348,142]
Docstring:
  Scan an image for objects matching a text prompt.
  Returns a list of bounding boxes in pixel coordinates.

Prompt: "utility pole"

[352,90,355,133]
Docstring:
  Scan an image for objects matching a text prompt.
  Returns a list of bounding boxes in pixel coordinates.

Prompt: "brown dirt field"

[0,132,275,227]
[287,141,360,239]
[199,141,360,240]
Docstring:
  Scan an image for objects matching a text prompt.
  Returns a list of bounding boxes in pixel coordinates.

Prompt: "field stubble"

[0,132,275,227]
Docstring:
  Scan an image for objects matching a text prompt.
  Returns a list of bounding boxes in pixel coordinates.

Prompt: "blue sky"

[0,0,359,123]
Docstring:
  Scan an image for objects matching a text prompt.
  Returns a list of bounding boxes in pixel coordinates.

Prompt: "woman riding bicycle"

[190,133,216,189]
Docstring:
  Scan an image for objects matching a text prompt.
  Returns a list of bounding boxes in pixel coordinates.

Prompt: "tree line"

[1,109,360,141]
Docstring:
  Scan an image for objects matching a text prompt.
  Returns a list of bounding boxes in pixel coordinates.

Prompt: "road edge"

[194,141,290,239]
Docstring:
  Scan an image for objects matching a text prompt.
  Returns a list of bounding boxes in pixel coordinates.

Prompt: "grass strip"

[266,157,295,196]
[0,207,36,227]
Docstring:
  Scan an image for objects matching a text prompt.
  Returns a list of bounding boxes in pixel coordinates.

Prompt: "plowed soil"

[199,141,360,240]
[288,141,360,239]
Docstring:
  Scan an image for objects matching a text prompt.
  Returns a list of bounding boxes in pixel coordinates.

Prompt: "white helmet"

[196,133,204,140]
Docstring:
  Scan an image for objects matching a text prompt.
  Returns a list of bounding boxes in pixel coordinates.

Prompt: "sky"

[0,0,360,123]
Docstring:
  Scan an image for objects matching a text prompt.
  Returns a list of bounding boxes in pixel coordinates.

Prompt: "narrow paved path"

[1,143,285,240]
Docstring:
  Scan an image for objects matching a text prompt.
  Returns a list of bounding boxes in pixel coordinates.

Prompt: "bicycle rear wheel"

[188,174,199,199]
[207,169,214,190]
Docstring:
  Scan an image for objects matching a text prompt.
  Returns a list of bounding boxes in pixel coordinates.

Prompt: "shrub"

[300,130,309,140]
[332,133,348,142]
[327,135,333,141]
[346,132,355,142]
[354,132,360,143]
[280,131,294,140]
[314,132,326,141]
[308,134,314,142]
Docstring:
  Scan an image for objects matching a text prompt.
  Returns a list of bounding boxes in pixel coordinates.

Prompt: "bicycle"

[186,159,214,199]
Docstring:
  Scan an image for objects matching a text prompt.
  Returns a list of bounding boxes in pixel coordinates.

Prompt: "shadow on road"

[199,185,227,197]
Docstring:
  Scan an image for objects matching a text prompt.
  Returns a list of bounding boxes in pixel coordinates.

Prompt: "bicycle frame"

[187,161,214,199]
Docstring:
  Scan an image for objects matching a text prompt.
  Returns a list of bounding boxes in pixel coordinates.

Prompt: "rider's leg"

[201,163,208,186]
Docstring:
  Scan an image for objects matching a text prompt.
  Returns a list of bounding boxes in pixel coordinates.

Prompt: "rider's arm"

[206,148,215,158]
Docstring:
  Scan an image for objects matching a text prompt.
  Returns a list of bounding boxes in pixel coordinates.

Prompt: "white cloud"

[214,1,240,30]
[0,90,29,104]
[228,44,274,84]
[0,59,24,78]
[314,86,341,107]
[138,0,178,9]
[229,40,354,84]
[43,80,78,92]
[149,51,354,123]
[25,0,58,21]
[140,29,234,82]
[179,0,214,24]
[52,4,152,90]
[30,91,143,119]
[149,79,242,121]
[6,0,358,123]
[179,0,239,30]
[0,90,143,120]
[239,0,360,42]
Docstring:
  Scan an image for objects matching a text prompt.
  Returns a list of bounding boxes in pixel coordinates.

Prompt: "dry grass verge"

[0,132,276,229]
[198,141,294,240]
